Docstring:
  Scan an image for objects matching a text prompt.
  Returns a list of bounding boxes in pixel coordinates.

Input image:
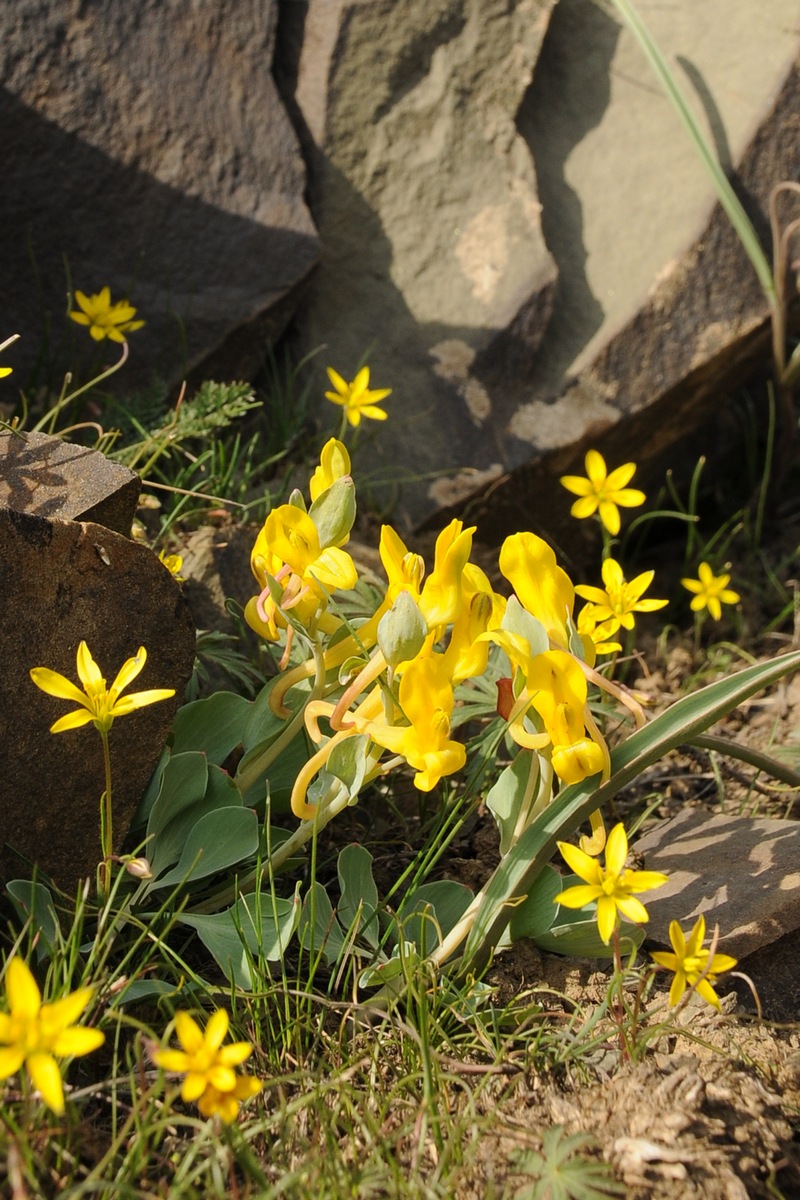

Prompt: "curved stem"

[33,341,130,434]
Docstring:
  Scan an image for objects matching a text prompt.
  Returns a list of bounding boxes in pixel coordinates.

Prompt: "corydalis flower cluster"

[245,440,620,823]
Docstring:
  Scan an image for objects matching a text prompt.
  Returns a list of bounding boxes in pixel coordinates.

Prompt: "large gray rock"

[0,507,195,891]
[1,0,318,391]
[276,0,557,525]
[428,0,800,539]
[636,808,800,961]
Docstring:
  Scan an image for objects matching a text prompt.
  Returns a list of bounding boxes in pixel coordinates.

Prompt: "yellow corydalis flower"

[362,655,466,791]
[245,505,358,641]
[575,558,667,631]
[0,957,104,1114]
[555,823,668,944]
[155,1009,261,1123]
[69,287,145,343]
[560,450,646,535]
[681,562,740,621]
[498,531,575,646]
[651,915,737,1010]
[30,642,175,734]
[325,366,391,426]
[309,437,351,502]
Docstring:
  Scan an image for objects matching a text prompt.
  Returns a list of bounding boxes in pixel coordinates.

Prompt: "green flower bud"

[378,591,428,668]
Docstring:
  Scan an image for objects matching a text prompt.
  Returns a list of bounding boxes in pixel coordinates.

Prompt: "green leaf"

[148,759,243,880]
[146,752,209,842]
[325,733,370,799]
[533,914,645,959]
[179,889,301,989]
[398,880,474,954]
[464,648,800,969]
[299,881,346,965]
[508,865,562,942]
[337,844,380,950]
[146,807,259,892]
[134,745,171,827]
[486,750,539,856]
[170,691,251,763]
[6,880,60,960]
[513,1126,625,1199]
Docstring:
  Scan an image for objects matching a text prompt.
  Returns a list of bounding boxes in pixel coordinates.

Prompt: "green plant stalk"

[687,731,800,789]
[608,0,776,307]
[98,729,113,898]
[32,340,130,434]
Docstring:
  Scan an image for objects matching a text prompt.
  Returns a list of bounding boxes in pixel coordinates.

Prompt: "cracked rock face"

[276,0,558,528]
[1,0,318,390]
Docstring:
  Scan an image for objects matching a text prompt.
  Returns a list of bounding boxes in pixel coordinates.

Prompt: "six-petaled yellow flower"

[561,450,646,535]
[681,562,740,621]
[0,957,104,1114]
[651,915,737,1010]
[555,823,669,944]
[69,287,145,343]
[325,366,391,427]
[158,550,185,582]
[155,1009,262,1123]
[575,558,667,632]
[30,641,175,734]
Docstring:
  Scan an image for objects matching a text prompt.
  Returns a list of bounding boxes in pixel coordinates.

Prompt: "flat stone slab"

[0,431,140,535]
[0,507,195,891]
[636,807,800,961]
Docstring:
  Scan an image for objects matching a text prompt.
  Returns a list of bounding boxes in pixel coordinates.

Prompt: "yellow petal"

[50,709,97,733]
[584,450,607,487]
[597,500,621,535]
[29,667,89,707]
[153,1049,191,1073]
[604,462,637,491]
[76,642,104,692]
[208,1065,237,1092]
[182,1072,210,1102]
[560,474,593,498]
[27,1053,65,1114]
[51,1027,104,1057]
[204,1008,229,1052]
[326,366,348,395]
[6,957,41,1019]
[603,824,629,877]
[43,986,94,1030]
[110,647,147,695]
[554,884,601,909]
[218,1042,254,1067]
[668,970,687,1007]
[0,1046,25,1079]
[614,894,649,925]
[557,840,603,885]
[175,1011,204,1054]
[596,896,617,944]
[110,688,176,716]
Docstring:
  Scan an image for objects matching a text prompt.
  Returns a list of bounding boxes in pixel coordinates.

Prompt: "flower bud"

[124,856,153,880]
[378,591,428,668]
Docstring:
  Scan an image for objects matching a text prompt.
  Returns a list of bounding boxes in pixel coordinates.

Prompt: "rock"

[0,431,140,536]
[275,0,557,527]
[1,0,318,392]
[635,808,800,961]
[427,0,800,541]
[0,507,195,891]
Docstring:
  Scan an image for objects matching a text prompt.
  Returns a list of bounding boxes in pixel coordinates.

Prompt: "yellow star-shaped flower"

[69,287,145,343]
[155,1009,261,1123]
[681,562,740,621]
[554,823,668,944]
[0,957,104,1114]
[651,915,737,1010]
[560,450,646,535]
[575,558,667,631]
[324,366,391,427]
[30,641,175,734]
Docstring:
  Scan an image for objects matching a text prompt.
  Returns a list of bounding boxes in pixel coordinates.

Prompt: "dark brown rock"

[2,0,318,392]
[0,431,140,536]
[0,508,195,891]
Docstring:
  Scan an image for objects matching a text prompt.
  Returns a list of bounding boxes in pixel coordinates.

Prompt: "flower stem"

[98,729,113,897]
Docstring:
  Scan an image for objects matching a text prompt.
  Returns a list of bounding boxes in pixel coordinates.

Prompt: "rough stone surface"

[0,508,196,891]
[426,1,800,540]
[0,431,140,536]
[276,0,557,527]
[2,0,318,391]
[636,808,800,961]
